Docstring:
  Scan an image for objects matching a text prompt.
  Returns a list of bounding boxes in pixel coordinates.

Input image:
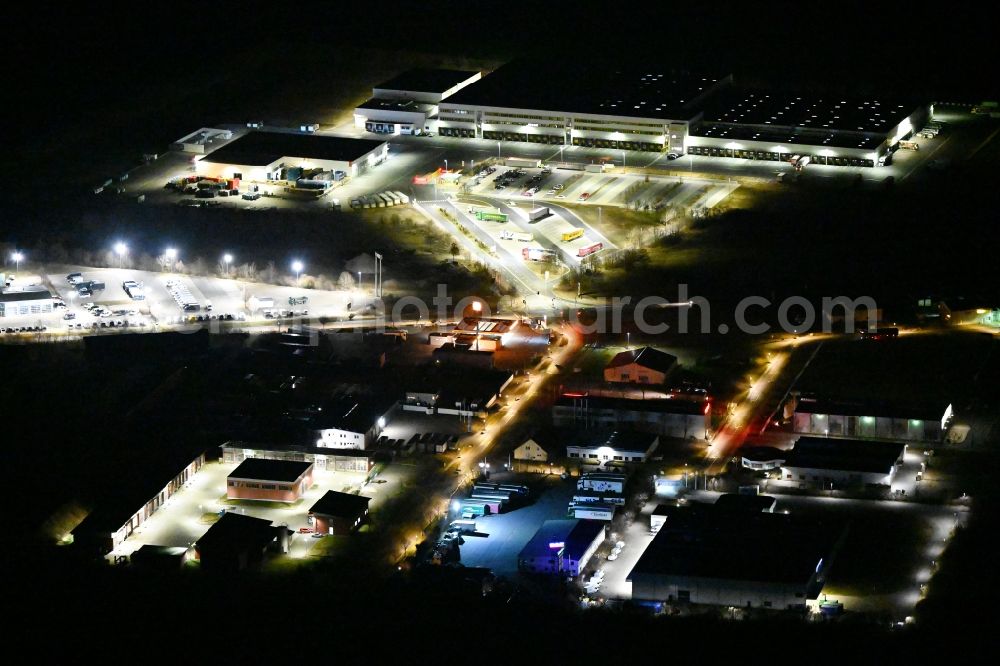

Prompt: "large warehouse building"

[354,68,482,136]
[792,396,952,444]
[367,60,929,167]
[628,503,846,609]
[195,131,389,181]
[781,436,906,487]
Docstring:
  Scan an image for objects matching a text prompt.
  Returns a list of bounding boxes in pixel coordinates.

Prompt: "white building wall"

[316,428,366,450]
[630,573,810,609]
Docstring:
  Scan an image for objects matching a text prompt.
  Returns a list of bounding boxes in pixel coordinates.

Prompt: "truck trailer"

[529,206,551,222]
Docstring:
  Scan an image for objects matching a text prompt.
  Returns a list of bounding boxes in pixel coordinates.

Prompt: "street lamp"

[165,247,177,272]
[292,260,304,283]
[11,251,23,272]
[223,253,233,276]
[114,242,128,269]
[444,158,449,172]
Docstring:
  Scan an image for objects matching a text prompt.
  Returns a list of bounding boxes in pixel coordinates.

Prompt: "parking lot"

[0,265,358,337]
[453,476,579,577]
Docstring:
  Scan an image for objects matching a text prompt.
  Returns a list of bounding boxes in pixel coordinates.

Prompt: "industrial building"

[566,429,660,464]
[517,519,606,577]
[714,493,777,514]
[222,441,374,474]
[311,396,397,450]
[450,316,520,351]
[0,288,54,317]
[792,396,952,444]
[226,459,314,503]
[603,346,678,384]
[687,88,928,167]
[354,68,482,136]
[740,446,787,471]
[781,436,906,487]
[72,451,206,555]
[628,503,846,609]
[195,131,388,181]
[553,394,710,440]
[514,430,561,463]
[403,368,514,417]
[309,490,371,536]
[374,59,931,167]
[195,513,280,572]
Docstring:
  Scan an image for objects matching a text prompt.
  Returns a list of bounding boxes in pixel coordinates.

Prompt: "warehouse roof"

[374,68,480,95]
[309,490,371,519]
[228,458,313,483]
[556,393,708,416]
[72,449,206,538]
[628,503,843,585]
[714,493,777,513]
[356,97,435,115]
[196,512,275,553]
[200,131,386,167]
[692,122,885,150]
[795,397,950,421]
[699,88,922,136]
[740,446,788,463]
[519,519,605,560]
[784,436,905,475]
[309,394,397,434]
[606,346,678,375]
[0,288,52,302]
[445,60,726,120]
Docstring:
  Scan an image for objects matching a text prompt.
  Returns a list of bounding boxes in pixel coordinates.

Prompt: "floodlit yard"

[110,460,372,561]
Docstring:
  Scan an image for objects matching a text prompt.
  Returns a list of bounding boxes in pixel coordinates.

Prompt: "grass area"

[199,513,221,525]
[308,535,350,558]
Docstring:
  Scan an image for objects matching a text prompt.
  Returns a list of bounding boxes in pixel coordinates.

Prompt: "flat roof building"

[196,131,388,180]
[309,490,371,536]
[781,436,906,488]
[72,450,206,555]
[226,458,314,503]
[566,429,660,464]
[518,519,606,577]
[311,395,397,450]
[195,512,278,572]
[382,58,932,166]
[628,503,846,609]
[714,493,777,514]
[222,441,374,474]
[554,393,710,440]
[793,396,952,443]
[0,288,54,318]
[355,68,482,136]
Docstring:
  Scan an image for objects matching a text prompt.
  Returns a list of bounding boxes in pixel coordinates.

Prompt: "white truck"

[391,190,411,204]
[529,206,551,222]
[501,230,534,242]
[249,295,275,312]
[122,280,145,301]
[505,157,541,168]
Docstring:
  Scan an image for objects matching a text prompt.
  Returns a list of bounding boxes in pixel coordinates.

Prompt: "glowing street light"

[11,251,23,272]
[292,260,304,282]
[165,247,177,272]
[114,242,128,268]
[223,253,233,276]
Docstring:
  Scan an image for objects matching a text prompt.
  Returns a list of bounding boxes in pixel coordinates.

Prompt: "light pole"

[497,141,501,160]
[622,150,626,173]
[292,260,304,284]
[444,158,449,172]
[11,251,23,273]
[165,247,177,272]
[627,331,631,349]
[223,253,233,277]
[114,242,128,269]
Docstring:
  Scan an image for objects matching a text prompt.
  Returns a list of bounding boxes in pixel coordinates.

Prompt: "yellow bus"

[561,228,584,242]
